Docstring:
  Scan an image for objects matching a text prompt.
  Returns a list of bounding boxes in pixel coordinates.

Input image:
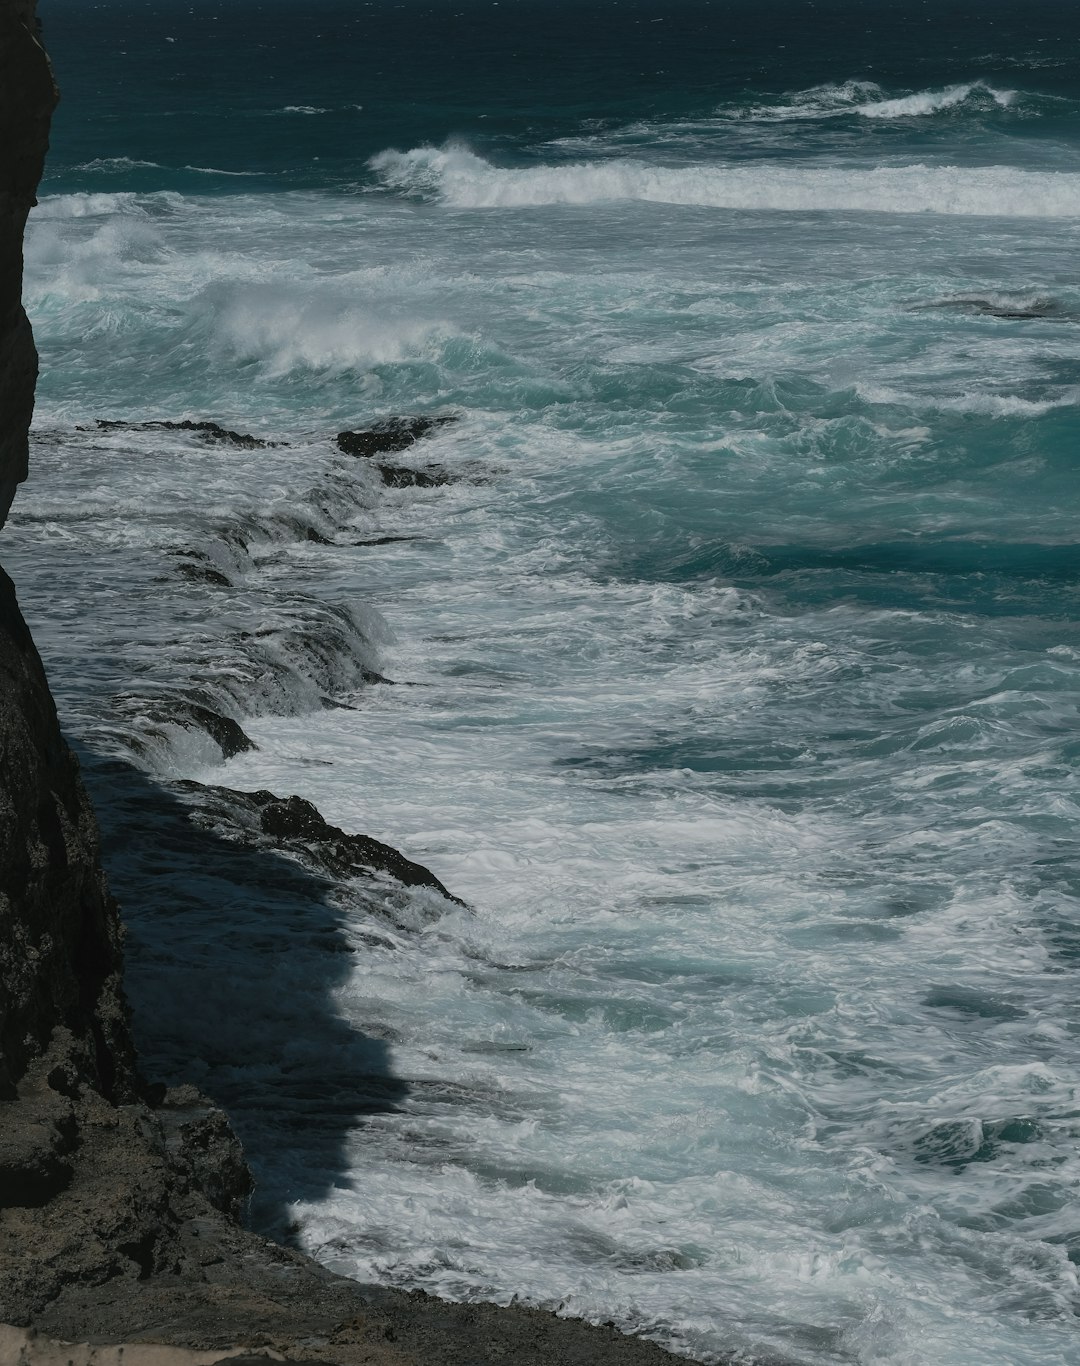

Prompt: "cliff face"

[0,0,132,1120]
[0,563,133,1106]
[0,0,264,1327]
[0,0,54,527]
[0,0,214,1310]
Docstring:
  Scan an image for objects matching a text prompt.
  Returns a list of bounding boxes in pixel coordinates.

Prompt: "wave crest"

[370,145,1080,219]
[725,79,1019,122]
[856,82,1016,119]
[203,282,457,377]
[31,191,187,220]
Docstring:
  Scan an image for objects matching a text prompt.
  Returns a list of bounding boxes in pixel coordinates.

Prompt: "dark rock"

[172,782,465,909]
[0,0,56,527]
[158,1088,253,1221]
[336,415,456,459]
[175,559,233,587]
[351,535,421,546]
[912,296,1067,321]
[0,567,135,1101]
[254,792,465,905]
[167,699,257,759]
[266,512,334,545]
[375,462,452,488]
[0,1086,75,1208]
[93,419,271,449]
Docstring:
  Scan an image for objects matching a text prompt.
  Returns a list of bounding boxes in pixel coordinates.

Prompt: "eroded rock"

[335,415,456,459]
[94,420,271,449]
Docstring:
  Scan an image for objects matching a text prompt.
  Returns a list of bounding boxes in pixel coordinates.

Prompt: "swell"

[371,145,1080,217]
[719,79,1024,123]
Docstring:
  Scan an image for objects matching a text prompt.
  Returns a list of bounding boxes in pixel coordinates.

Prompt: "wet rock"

[255,792,465,905]
[266,513,333,545]
[165,700,257,759]
[93,419,272,449]
[177,784,465,908]
[0,0,57,527]
[351,534,421,546]
[173,553,233,587]
[335,415,456,459]
[375,462,452,488]
[912,296,1067,321]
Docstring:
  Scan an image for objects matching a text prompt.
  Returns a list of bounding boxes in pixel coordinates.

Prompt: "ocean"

[6,0,1080,1360]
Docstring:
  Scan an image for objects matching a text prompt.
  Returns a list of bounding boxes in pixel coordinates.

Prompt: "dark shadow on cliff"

[71,747,413,1241]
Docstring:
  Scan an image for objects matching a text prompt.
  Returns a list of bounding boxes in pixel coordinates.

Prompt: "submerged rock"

[912,295,1068,321]
[165,698,257,759]
[172,551,233,586]
[93,419,272,449]
[336,414,456,458]
[375,462,452,488]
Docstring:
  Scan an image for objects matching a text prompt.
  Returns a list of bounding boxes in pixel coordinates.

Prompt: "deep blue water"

[40,0,1080,190]
[9,1,1080,1361]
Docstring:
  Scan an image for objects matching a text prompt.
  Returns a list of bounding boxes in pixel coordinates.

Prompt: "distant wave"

[31,191,186,220]
[721,80,1020,122]
[73,157,165,172]
[857,82,1016,119]
[70,158,265,180]
[183,164,265,177]
[265,104,362,116]
[370,145,1080,218]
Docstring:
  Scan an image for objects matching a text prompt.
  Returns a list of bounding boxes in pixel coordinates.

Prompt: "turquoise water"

[7,1,1080,1361]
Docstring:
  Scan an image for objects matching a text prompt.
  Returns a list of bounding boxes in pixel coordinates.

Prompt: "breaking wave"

[73,157,166,173]
[32,191,186,220]
[725,79,1020,122]
[370,145,1080,218]
[202,281,458,376]
[856,81,1016,119]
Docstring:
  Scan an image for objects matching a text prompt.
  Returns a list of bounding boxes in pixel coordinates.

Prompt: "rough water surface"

[7,1,1080,1362]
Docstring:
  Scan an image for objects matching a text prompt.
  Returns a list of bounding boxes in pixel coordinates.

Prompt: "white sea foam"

[183,164,265,177]
[856,81,1016,119]
[74,156,166,172]
[31,192,147,219]
[31,190,185,219]
[371,145,1080,217]
[202,281,458,376]
[717,79,1019,123]
[858,381,1080,417]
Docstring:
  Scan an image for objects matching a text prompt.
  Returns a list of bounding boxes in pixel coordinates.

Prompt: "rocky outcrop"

[0,0,55,527]
[0,569,133,1104]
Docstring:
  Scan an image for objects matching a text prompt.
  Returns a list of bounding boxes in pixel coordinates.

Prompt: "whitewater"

[7,2,1080,1362]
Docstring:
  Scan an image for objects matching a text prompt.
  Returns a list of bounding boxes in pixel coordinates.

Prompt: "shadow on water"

[74,746,410,1238]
